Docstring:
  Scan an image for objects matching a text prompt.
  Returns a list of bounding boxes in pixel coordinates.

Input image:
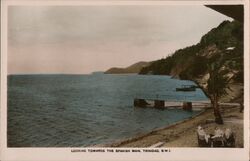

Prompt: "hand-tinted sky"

[8,5,231,74]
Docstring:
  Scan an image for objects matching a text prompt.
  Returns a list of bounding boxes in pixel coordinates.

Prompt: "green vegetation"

[105,61,151,74]
[207,60,232,124]
[139,20,243,84]
[139,20,243,124]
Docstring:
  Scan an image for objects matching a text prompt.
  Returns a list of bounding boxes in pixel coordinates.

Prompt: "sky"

[8,5,232,74]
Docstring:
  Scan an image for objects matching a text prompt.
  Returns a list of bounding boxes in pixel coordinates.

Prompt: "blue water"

[8,73,208,147]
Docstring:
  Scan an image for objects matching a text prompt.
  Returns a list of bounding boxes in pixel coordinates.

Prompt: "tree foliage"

[206,60,232,124]
[207,62,231,99]
[139,20,243,83]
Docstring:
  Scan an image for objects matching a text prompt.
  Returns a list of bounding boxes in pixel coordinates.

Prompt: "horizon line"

[7,72,103,76]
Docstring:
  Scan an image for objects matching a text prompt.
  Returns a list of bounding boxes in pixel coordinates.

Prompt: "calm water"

[8,73,208,147]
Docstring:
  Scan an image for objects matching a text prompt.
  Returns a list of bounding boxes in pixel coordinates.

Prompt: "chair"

[211,128,225,147]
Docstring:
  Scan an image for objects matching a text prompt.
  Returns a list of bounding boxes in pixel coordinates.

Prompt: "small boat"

[176,85,196,91]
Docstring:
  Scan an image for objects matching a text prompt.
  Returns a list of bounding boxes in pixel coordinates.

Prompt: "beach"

[108,105,243,148]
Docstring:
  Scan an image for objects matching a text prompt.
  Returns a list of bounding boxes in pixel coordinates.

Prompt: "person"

[197,125,211,147]
[224,128,235,147]
[211,127,224,147]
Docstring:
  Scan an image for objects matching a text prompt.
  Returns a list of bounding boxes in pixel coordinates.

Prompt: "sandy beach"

[107,105,243,148]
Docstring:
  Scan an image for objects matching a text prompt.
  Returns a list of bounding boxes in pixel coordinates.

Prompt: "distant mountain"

[105,61,151,74]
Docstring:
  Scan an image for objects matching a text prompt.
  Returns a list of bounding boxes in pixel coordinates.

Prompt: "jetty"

[133,94,210,111]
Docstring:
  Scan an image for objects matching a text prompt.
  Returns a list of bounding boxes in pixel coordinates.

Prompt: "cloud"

[8,5,232,74]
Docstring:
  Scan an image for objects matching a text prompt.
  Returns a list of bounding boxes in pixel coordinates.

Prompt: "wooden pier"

[134,94,210,111]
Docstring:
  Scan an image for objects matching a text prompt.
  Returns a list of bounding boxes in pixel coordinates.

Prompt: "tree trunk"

[213,97,223,124]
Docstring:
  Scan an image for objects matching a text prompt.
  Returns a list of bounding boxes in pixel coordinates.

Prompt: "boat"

[176,85,196,91]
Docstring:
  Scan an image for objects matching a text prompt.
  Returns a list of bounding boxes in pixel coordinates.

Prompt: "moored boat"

[176,85,196,91]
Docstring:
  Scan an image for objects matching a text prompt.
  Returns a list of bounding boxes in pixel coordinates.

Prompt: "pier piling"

[182,102,192,111]
[134,99,149,107]
[154,100,165,109]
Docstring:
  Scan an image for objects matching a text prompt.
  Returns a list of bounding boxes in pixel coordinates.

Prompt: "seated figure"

[224,128,235,147]
[197,126,211,147]
[211,127,225,147]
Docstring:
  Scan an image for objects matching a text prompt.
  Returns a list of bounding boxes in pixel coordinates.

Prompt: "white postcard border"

[1,1,249,161]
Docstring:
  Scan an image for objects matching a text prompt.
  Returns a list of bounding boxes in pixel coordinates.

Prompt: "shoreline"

[97,108,207,147]
[95,104,243,148]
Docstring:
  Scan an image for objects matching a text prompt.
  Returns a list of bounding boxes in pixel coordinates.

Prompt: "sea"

[7,73,208,147]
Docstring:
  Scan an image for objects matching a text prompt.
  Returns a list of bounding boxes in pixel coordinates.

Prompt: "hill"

[105,61,151,74]
[139,20,243,103]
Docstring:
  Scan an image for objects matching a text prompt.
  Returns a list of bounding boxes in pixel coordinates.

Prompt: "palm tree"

[206,61,231,124]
